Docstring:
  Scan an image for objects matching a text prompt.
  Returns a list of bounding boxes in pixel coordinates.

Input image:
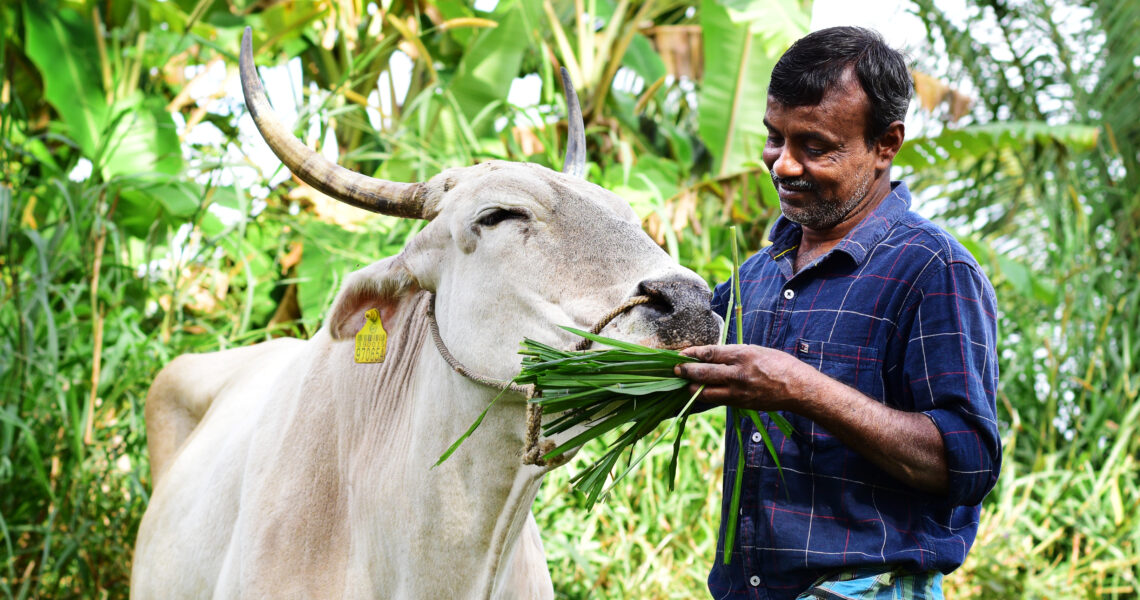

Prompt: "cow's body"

[134,292,555,598]
[131,30,720,599]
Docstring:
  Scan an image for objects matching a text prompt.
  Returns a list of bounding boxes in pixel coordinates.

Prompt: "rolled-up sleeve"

[906,260,1002,507]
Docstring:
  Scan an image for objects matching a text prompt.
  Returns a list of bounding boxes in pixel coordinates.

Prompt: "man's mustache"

[772,175,817,193]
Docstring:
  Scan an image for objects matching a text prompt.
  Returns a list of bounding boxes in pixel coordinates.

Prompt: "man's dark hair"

[769,26,912,146]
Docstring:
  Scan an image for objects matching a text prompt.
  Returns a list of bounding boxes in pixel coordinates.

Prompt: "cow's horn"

[560,67,587,178]
[239,28,428,220]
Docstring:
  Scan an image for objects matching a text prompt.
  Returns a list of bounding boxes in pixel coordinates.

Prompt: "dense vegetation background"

[1,0,1137,597]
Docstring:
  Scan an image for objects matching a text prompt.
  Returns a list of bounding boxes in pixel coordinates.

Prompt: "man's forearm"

[676,344,951,495]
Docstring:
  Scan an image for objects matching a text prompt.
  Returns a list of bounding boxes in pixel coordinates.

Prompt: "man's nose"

[771,148,803,179]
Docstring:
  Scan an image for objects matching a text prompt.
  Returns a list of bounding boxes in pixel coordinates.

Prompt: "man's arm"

[675,344,950,495]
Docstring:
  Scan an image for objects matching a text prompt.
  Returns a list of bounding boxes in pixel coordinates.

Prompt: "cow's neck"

[317,291,550,597]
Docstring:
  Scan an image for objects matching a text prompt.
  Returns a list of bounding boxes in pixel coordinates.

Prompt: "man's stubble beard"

[778,167,873,231]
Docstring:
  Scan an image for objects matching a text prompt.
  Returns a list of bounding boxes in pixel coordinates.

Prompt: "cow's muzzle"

[632,277,722,349]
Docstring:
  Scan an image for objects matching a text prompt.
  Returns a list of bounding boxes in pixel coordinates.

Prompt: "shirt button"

[783,288,794,300]
[749,575,761,587]
[751,432,762,443]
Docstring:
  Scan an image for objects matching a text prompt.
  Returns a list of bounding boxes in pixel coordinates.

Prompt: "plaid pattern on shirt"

[706,182,1001,600]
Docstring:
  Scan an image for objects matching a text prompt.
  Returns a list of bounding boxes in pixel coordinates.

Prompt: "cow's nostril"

[636,277,714,315]
[636,280,676,314]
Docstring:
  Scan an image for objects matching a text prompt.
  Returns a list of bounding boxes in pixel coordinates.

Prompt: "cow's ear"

[326,257,419,340]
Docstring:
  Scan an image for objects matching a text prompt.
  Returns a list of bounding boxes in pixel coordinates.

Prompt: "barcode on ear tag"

[354,309,388,364]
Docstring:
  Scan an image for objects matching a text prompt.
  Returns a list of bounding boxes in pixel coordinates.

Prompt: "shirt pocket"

[794,338,884,401]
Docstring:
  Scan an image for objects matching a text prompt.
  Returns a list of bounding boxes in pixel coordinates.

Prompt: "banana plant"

[697,0,807,177]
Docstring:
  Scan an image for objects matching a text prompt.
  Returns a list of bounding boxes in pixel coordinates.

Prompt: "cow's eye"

[476,208,527,227]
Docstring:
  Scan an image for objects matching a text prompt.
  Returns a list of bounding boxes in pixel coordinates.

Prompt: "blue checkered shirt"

[706,182,1001,599]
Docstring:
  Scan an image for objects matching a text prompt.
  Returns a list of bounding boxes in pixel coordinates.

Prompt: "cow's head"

[240,29,720,383]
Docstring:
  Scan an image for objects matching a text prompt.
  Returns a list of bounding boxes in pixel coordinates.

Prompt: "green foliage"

[535,410,727,598]
[697,0,807,176]
[0,157,152,599]
[2,0,1137,598]
[448,0,541,131]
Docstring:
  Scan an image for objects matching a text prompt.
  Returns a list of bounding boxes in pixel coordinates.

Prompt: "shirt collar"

[765,181,912,266]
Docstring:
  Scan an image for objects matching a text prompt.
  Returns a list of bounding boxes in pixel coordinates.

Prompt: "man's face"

[761,72,882,232]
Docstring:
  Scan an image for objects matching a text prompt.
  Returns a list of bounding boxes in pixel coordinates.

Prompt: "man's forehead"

[764,72,870,134]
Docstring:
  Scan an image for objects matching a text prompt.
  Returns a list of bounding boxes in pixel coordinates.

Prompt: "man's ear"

[326,257,419,340]
[875,120,906,169]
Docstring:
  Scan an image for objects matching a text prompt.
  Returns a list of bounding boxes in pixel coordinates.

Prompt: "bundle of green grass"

[516,327,706,508]
[434,326,712,506]
[515,326,790,565]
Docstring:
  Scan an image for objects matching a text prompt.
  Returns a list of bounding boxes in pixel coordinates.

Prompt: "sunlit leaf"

[449,0,542,135]
[697,0,807,176]
[100,95,184,179]
[23,3,107,158]
[896,122,1101,171]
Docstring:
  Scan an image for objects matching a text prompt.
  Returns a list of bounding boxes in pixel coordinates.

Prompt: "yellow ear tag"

[354,309,388,364]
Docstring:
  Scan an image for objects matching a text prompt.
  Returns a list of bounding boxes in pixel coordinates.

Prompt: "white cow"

[131,28,720,599]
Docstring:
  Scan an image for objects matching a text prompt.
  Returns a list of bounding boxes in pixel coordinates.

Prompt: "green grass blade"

[433,386,509,468]
[541,396,668,459]
[723,413,745,566]
[745,410,789,496]
[769,411,795,438]
[668,409,690,492]
[559,326,686,355]
[732,226,744,345]
[601,385,705,496]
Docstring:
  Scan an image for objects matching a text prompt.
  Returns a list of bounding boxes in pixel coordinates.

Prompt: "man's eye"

[805,146,826,156]
[477,209,527,227]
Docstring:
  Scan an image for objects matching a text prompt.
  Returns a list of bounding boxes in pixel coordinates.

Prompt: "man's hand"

[674,343,951,495]
[674,344,817,411]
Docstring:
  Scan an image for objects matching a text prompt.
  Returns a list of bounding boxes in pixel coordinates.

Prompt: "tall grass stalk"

[720,226,790,565]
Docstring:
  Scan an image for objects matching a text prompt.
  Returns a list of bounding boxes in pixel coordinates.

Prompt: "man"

[675,26,1001,599]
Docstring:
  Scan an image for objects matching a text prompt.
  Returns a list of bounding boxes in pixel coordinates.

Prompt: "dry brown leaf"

[166,56,223,114]
[182,265,231,314]
[948,89,974,122]
[644,211,665,246]
[644,25,703,80]
[912,70,949,113]
[268,282,304,334]
[21,195,37,230]
[912,70,974,123]
[279,241,304,274]
[512,125,546,156]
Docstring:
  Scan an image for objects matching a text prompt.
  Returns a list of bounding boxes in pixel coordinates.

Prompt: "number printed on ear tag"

[354,309,388,364]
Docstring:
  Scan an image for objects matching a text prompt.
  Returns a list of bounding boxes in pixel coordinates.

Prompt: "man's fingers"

[675,345,742,383]
[675,360,738,385]
[684,383,731,405]
[679,345,716,360]
[680,344,741,363]
[695,386,733,405]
